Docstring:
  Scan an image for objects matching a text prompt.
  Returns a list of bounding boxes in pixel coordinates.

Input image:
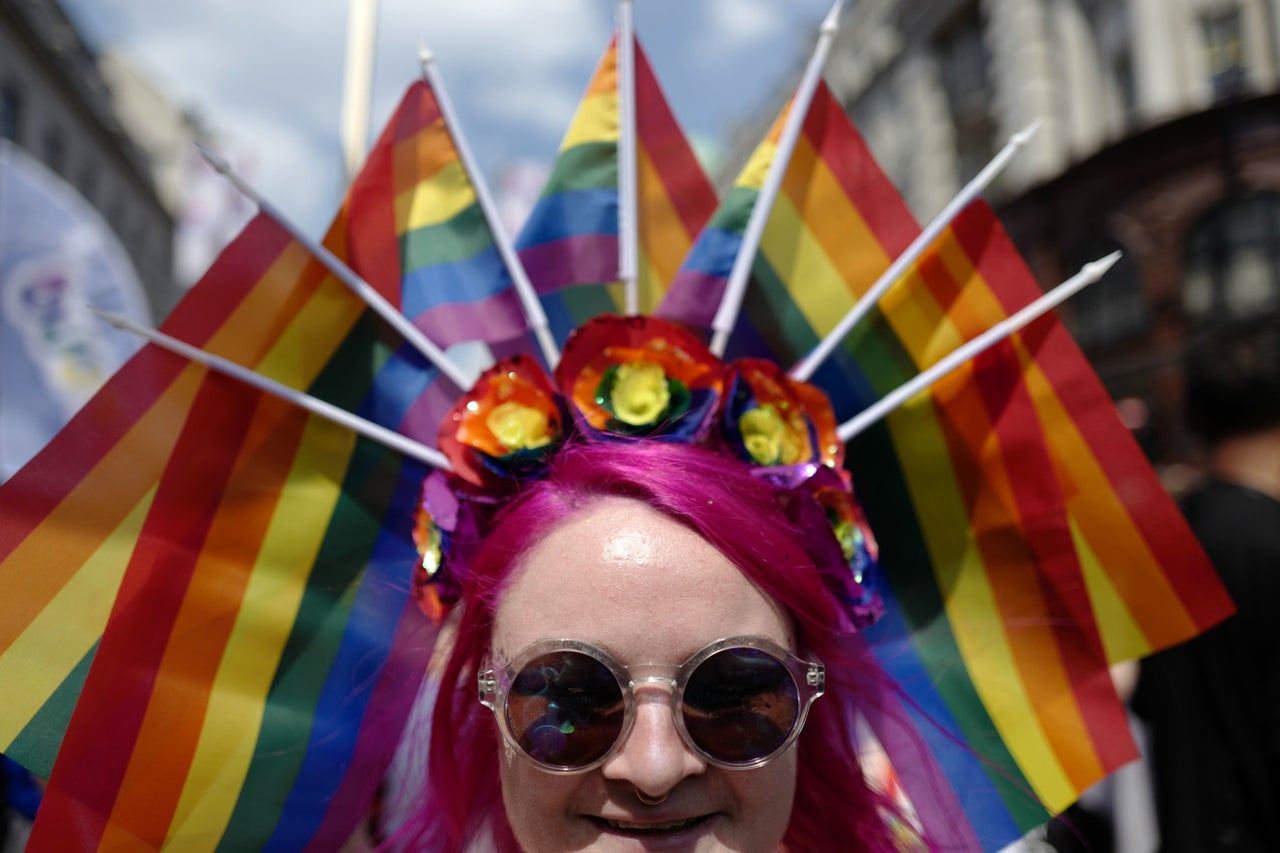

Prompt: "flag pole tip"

[1011,118,1043,147]
[1085,250,1123,279]
[195,141,230,175]
[417,40,435,68]
[87,305,124,328]
[821,0,845,32]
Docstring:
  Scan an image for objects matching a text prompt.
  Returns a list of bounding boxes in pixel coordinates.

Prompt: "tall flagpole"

[708,0,845,356]
[340,0,379,179]
[616,0,640,314]
[418,47,560,369]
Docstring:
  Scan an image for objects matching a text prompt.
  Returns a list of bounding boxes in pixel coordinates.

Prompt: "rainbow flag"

[0,79,526,851]
[517,35,717,338]
[661,82,1234,850]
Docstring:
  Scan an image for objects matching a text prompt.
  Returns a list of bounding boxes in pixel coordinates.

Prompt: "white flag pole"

[616,0,640,314]
[836,252,1121,441]
[418,47,560,369]
[789,120,1041,381]
[708,0,845,357]
[196,143,474,390]
[92,308,452,470]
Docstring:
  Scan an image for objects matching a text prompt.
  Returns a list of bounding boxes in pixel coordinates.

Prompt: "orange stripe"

[99,398,309,847]
[394,117,459,190]
[582,41,617,100]
[636,145,691,296]
[0,366,203,651]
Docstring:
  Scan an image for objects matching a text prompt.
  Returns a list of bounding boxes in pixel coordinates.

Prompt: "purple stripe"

[412,290,528,347]
[655,269,727,327]
[304,601,441,852]
[397,372,464,447]
[518,234,619,294]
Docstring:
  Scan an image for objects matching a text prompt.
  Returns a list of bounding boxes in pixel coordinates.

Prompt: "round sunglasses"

[478,635,825,774]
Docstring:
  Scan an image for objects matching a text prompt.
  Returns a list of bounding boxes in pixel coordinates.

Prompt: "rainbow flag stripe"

[0,80,524,851]
[661,82,1233,848]
[518,35,717,339]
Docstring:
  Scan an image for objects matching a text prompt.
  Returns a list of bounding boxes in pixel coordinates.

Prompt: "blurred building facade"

[0,0,181,317]
[827,0,1280,464]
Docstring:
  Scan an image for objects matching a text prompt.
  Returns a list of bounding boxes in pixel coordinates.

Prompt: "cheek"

[498,747,585,852]
[730,750,798,850]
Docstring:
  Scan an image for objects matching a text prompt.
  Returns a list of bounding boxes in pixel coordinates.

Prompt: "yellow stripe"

[397,159,477,234]
[164,419,355,847]
[888,395,1077,808]
[256,277,363,387]
[0,489,154,748]
[562,91,618,149]
[1070,518,1152,663]
[204,241,314,364]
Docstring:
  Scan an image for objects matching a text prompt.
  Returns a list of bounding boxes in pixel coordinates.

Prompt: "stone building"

[827,0,1280,464]
[0,0,180,317]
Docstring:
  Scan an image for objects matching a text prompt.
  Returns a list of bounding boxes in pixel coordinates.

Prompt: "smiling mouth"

[600,815,711,834]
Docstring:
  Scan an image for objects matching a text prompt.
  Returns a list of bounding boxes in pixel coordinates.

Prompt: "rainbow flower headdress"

[0,2,1236,851]
[413,313,881,629]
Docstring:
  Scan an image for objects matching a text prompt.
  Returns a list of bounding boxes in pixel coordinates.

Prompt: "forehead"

[491,497,791,662]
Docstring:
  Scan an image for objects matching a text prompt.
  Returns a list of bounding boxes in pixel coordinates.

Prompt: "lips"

[602,816,709,833]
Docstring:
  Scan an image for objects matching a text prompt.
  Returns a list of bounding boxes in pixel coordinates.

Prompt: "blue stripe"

[678,226,743,277]
[516,187,618,249]
[400,244,512,318]
[865,588,1022,851]
[260,455,426,852]
[356,344,441,432]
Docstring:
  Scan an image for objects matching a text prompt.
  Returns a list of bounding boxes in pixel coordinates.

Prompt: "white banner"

[0,139,153,480]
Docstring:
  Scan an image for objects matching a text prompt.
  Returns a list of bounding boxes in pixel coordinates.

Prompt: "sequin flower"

[722,359,843,469]
[556,315,723,441]
[438,354,567,489]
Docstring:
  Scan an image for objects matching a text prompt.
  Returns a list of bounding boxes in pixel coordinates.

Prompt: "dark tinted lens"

[506,650,625,767]
[682,647,799,764]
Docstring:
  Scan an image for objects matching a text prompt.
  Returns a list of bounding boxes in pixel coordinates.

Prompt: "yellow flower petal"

[486,401,552,452]
[610,361,671,426]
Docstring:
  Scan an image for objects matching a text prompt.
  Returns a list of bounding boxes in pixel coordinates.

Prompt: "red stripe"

[27,374,261,851]
[634,39,716,239]
[392,80,443,144]
[803,83,917,260]
[950,204,1233,630]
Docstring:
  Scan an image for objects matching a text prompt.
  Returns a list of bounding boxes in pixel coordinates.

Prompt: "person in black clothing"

[1134,325,1280,852]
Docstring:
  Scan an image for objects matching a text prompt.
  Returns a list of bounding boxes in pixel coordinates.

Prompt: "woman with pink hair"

[387,317,914,851]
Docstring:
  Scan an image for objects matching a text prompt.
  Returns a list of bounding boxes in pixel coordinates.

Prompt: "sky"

[58,0,836,237]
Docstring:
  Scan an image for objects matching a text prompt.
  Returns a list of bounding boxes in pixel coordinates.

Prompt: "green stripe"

[541,141,617,196]
[7,641,98,778]
[400,202,492,273]
[216,321,401,849]
[709,186,757,233]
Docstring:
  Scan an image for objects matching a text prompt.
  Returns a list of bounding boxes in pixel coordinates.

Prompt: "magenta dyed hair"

[393,440,908,851]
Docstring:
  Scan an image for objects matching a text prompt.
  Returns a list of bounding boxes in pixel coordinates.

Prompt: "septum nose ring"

[635,788,668,806]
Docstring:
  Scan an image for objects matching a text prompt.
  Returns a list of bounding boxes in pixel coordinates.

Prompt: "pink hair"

[392,440,909,851]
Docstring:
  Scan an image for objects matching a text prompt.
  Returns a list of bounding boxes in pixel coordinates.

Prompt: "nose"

[600,685,706,796]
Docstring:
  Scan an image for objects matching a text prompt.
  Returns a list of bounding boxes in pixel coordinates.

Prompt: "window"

[1183,193,1280,321]
[935,4,996,184]
[1202,7,1247,100]
[0,84,21,141]
[1065,238,1147,348]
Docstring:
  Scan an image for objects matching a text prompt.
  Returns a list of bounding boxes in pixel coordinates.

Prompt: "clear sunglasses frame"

[478,634,825,774]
